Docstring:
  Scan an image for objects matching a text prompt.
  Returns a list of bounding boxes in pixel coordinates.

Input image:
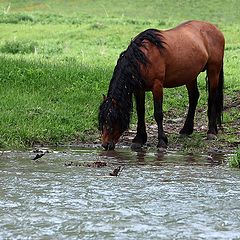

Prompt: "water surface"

[0,148,240,239]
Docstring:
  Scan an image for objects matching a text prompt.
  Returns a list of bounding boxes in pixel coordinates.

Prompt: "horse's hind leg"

[131,90,147,149]
[180,79,199,135]
[152,82,168,148]
[206,65,223,139]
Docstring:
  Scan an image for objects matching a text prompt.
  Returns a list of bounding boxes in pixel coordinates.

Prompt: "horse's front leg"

[152,81,168,148]
[131,90,147,149]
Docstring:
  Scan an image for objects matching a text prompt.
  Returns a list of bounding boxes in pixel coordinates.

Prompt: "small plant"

[229,148,240,168]
[17,14,34,22]
[90,22,105,30]
[1,39,38,54]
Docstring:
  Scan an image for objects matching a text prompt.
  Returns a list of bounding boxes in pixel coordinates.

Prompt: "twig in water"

[109,166,124,176]
[32,153,45,160]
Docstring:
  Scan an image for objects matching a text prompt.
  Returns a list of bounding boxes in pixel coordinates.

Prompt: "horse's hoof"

[157,147,167,153]
[179,129,193,136]
[131,142,143,150]
[207,133,217,140]
[157,140,168,149]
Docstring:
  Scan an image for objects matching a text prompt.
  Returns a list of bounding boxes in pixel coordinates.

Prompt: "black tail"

[216,66,224,126]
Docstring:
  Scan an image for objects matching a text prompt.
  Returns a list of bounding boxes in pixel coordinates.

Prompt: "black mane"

[99,29,165,133]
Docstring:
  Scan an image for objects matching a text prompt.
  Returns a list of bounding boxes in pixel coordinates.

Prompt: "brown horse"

[99,20,225,150]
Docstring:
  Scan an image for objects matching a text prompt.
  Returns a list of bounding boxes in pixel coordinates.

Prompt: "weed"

[229,148,240,168]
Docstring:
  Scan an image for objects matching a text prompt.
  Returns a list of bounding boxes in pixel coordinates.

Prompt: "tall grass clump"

[229,148,240,168]
[0,40,64,55]
[0,12,34,24]
[1,39,37,54]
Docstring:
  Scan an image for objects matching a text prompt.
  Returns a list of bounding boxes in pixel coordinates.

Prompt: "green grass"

[0,55,111,147]
[0,0,240,148]
[229,148,240,168]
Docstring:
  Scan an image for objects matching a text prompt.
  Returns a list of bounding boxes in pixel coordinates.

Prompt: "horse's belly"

[163,57,207,88]
[163,70,201,88]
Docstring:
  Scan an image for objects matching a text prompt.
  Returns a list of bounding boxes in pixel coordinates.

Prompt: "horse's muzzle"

[102,142,115,150]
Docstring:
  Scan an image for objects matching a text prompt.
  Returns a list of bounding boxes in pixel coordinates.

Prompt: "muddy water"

[0,148,240,239]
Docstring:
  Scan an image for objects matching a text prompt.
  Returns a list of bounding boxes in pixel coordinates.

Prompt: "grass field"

[0,0,239,148]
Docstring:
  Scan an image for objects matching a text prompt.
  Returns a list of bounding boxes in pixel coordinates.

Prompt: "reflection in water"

[0,148,240,239]
[99,148,225,167]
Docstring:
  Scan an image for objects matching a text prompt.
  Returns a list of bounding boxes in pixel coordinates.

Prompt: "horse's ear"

[102,94,107,100]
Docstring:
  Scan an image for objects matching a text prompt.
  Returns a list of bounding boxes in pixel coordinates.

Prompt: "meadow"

[0,0,239,149]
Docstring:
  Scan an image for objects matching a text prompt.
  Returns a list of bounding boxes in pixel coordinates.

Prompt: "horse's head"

[99,96,130,150]
[101,124,122,150]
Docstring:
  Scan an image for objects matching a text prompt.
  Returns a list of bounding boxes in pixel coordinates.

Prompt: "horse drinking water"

[99,20,225,150]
